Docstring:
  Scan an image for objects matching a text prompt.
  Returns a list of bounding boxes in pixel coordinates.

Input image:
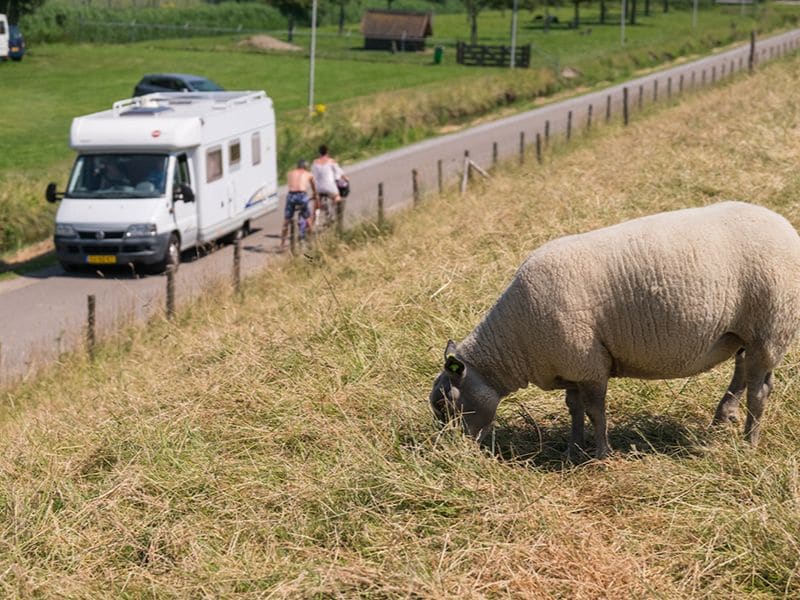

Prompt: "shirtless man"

[280,159,317,250]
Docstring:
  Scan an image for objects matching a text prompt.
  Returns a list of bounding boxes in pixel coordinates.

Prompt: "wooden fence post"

[460,150,470,195]
[667,77,671,99]
[623,87,629,126]
[711,66,716,84]
[437,159,443,193]
[518,132,525,165]
[545,120,550,146]
[87,294,96,358]
[377,182,384,227]
[587,104,593,131]
[679,73,684,94]
[536,132,542,164]
[336,199,344,237]
[492,142,498,167]
[233,237,241,295]
[606,95,611,123]
[691,71,696,88]
[749,31,756,73]
[412,168,420,205]
[166,267,175,319]
[566,110,572,141]
[653,79,658,102]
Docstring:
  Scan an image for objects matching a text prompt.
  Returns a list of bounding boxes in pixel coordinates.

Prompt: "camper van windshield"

[66,154,169,199]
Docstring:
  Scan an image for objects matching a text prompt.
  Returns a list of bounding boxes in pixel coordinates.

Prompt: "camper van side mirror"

[173,184,195,203]
[45,182,64,203]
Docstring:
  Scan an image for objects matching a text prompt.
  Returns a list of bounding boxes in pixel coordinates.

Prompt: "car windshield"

[66,154,169,199]
[9,25,20,36]
[190,79,223,92]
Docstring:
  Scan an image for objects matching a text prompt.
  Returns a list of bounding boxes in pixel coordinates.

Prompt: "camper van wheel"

[154,234,181,274]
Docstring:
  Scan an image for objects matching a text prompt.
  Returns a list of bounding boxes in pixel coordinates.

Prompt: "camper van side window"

[175,154,191,186]
[229,140,241,171]
[251,133,261,166]
[206,148,223,183]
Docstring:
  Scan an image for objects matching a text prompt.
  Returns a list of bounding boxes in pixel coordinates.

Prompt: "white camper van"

[47,91,279,272]
[0,14,9,59]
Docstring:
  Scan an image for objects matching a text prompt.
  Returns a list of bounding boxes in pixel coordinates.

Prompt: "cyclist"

[311,145,348,219]
[280,159,317,251]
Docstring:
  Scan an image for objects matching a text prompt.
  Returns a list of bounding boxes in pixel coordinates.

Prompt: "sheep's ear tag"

[445,353,465,376]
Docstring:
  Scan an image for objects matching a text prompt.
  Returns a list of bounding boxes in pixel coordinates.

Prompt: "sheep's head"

[429,340,501,442]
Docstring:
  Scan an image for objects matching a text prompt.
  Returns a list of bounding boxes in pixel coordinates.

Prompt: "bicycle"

[314,192,335,232]
[315,192,344,236]
[288,200,312,255]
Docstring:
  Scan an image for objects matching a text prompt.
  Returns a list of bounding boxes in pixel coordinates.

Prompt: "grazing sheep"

[429,202,800,460]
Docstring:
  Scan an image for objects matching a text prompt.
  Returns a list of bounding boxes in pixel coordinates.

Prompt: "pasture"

[2,47,800,596]
[2,3,799,256]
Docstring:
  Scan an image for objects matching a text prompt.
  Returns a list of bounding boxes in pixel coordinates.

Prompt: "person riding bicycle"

[311,144,348,209]
[280,159,317,251]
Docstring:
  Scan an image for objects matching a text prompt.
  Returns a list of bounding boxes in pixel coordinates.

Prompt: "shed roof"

[360,10,433,41]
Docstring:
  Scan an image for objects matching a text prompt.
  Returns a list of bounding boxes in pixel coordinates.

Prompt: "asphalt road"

[2,28,799,384]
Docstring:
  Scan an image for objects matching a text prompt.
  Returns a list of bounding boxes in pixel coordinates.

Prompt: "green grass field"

[1,3,799,256]
[2,49,800,596]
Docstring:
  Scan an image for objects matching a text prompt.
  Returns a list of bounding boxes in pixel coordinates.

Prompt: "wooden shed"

[360,10,433,52]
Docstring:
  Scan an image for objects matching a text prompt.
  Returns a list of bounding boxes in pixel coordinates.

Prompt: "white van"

[47,91,279,272]
[0,14,9,59]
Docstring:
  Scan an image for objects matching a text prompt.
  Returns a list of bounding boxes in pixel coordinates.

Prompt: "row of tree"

[5,0,681,42]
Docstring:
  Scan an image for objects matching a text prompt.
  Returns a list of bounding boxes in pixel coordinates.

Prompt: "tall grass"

[2,50,800,596]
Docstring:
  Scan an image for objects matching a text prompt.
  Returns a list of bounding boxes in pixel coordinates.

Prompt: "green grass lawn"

[3,53,800,596]
[1,3,798,254]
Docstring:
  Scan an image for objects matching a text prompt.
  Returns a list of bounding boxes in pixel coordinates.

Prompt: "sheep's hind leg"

[581,381,612,459]
[743,355,774,447]
[564,388,586,463]
[713,348,746,426]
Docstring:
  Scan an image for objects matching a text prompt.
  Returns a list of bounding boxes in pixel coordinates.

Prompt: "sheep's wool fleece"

[458,202,800,394]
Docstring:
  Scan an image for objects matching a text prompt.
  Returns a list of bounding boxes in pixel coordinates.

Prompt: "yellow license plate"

[86,255,117,265]
[11,47,19,52]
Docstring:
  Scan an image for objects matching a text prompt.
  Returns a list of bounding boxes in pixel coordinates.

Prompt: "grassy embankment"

[2,3,798,262]
[2,44,800,596]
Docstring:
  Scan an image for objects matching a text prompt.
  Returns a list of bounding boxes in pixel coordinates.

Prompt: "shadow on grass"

[489,410,710,471]
[0,251,58,279]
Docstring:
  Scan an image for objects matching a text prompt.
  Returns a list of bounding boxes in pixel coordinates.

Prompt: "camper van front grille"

[82,245,120,255]
[78,230,125,240]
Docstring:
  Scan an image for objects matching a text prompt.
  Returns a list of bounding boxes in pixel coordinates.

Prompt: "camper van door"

[172,153,198,248]
[0,15,9,59]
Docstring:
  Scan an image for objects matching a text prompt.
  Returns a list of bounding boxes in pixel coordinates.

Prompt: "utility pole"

[308,0,318,115]
[510,0,519,68]
[621,0,627,45]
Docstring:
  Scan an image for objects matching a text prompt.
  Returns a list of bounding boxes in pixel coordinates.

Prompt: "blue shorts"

[284,191,310,220]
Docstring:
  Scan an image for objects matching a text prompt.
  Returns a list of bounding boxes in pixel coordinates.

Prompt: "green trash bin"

[433,45,444,65]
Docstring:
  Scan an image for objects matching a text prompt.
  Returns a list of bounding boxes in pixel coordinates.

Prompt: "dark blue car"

[133,73,224,97]
[8,24,25,61]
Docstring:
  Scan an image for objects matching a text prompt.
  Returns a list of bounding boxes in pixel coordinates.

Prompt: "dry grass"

[3,54,800,598]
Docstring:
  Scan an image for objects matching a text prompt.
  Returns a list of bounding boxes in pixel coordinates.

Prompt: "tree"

[461,0,503,44]
[269,0,311,41]
[4,0,45,23]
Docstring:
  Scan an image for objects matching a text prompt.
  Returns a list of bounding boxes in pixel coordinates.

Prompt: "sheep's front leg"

[581,381,611,459]
[564,388,585,463]
[713,348,746,425]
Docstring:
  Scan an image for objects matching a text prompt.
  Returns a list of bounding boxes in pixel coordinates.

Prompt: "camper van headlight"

[55,223,77,237]
[125,223,157,238]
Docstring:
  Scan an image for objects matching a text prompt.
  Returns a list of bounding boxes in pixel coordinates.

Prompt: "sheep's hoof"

[712,411,739,426]
[564,444,589,465]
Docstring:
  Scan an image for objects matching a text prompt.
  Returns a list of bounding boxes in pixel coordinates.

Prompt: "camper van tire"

[152,233,181,274]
